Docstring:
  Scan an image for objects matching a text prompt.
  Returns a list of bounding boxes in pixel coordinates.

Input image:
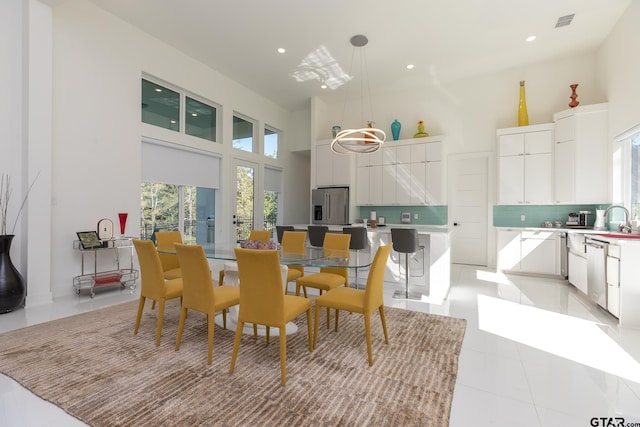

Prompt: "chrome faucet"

[604,205,631,233]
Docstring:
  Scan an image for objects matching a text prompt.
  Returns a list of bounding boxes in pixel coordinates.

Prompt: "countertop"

[495,226,640,243]
[292,224,453,234]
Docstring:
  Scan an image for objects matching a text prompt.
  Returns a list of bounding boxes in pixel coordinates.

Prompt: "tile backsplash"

[493,204,612,228]
[358,206,447,225]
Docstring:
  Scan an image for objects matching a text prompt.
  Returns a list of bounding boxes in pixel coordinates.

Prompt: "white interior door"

[449,153,489,266]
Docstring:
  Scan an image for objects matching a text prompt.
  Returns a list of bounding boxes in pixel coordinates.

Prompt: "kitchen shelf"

[73,237,138,298]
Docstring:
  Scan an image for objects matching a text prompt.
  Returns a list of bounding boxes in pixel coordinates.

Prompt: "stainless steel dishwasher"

[585,236,607,309]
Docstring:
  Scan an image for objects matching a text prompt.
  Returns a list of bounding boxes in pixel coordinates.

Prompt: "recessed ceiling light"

[406,64,415,70]
[526,35,537,42]
[277,47,286,54]
[320,84,328,89]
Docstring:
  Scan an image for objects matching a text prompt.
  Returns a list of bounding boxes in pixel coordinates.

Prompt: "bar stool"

[390,228,423,300]
[308,225,329,247]
[276,225,295,244]
[343,227,368,289]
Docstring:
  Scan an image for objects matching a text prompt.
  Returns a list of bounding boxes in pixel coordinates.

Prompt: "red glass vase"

[118,213,128,236]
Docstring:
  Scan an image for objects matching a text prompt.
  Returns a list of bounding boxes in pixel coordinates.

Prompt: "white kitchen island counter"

[292,224,452,302]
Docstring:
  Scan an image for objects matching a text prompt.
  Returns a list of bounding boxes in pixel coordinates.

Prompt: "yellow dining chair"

[133,239,183,346]
[218,229,271,286]
[313,243,393,366]
[155,230,183,280]
[280,230,307,294]
[296,233,351,327]
[230,248,312,386]
[174,243,240,364]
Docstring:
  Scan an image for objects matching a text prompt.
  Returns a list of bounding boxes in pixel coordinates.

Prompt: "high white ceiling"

[86,0,631,111]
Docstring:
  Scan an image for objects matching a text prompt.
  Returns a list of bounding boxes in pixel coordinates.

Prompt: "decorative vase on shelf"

[518,80,529,126]
[413,120,429,138]
[363,121,375,143]
[390,119,401,141]
[118,213,128,236]
[568,84,579,108]
[0,235,26,313]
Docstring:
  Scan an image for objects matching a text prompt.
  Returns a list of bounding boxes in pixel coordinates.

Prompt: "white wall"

[597,0,640,140]
[2,0,310,304]
[316,53,604,158]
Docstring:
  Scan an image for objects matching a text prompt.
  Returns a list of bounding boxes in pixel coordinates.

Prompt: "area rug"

[0,299,466,426]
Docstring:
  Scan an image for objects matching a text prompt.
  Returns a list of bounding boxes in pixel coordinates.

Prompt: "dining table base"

[214,307,298,336]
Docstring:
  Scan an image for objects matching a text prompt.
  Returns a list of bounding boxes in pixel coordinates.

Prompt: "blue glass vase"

[391,119,401,141]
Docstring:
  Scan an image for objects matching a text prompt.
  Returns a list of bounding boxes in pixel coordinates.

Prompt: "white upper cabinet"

[553,103,608,204]
[355,136,444,205]
[315,141,351,187]
[497,124,554,205]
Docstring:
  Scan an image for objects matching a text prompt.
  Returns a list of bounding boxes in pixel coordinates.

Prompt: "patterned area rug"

[0,299,466,426]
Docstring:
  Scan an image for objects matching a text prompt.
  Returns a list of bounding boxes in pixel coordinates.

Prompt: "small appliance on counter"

[566,211,591,228]
[401,212,411,224]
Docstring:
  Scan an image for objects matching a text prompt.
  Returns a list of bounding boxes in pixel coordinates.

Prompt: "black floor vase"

[0,235,26,313]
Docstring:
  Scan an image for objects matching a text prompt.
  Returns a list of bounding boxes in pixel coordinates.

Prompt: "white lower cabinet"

[606,244,620,318]
[497,229,558,275]
[568,251,588,294]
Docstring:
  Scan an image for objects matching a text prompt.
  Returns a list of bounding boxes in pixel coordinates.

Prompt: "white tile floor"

[1,264,640,426]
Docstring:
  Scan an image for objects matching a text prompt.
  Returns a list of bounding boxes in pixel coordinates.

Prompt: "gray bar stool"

[308,225,329,247]
[390,228,423,300]
[276,225,295,243]
[343,227,368,289]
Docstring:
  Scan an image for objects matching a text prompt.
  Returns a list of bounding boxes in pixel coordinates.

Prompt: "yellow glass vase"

[518,81,529,126]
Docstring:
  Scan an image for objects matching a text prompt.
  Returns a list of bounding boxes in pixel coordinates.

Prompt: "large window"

[264,127,279,159]
[141,141,220,245]
[141,79,180,131]
[631,132,640,215]
[140,183,215,246]
[264,167,283,232]
[186,96,217,142]
[232,114,254,152]
[141,77,219,143]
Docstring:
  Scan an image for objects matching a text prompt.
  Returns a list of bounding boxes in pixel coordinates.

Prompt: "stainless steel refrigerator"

[312,187,349,225]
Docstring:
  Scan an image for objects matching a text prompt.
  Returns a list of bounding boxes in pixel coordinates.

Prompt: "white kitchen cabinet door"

[315,142,351,187]
[425,162,442,204]
[356,167,370,205]
[553,104,608,204]
[410,162,427,204]
[568,252,588,294]
[395,163,412,204]
[524,130,552,154]
[411,144,427,162]
[382,146,396,166]
[554,139,575,204]
[369,165,383,204]
[606,254,620,317]
[396,144,412,164]
[497,230,521,271]
[426,141,443,161]
[382,164,396,203]
[524,152,553,204]
[315,143,333,187]
[499,134,525,156]
[520,232,557,274]
[498,155,524,204]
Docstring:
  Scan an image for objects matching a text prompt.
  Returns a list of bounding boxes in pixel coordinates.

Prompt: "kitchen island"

[293,224,452,303]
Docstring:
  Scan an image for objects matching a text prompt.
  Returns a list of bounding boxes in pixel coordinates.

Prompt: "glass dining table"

[197,244,373,269]
[167,243,373,336]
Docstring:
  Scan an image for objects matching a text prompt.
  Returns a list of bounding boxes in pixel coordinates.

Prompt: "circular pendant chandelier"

[331,35,386,155]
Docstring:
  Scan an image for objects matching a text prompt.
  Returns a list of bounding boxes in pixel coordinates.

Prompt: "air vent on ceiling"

[555,14,575,28]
